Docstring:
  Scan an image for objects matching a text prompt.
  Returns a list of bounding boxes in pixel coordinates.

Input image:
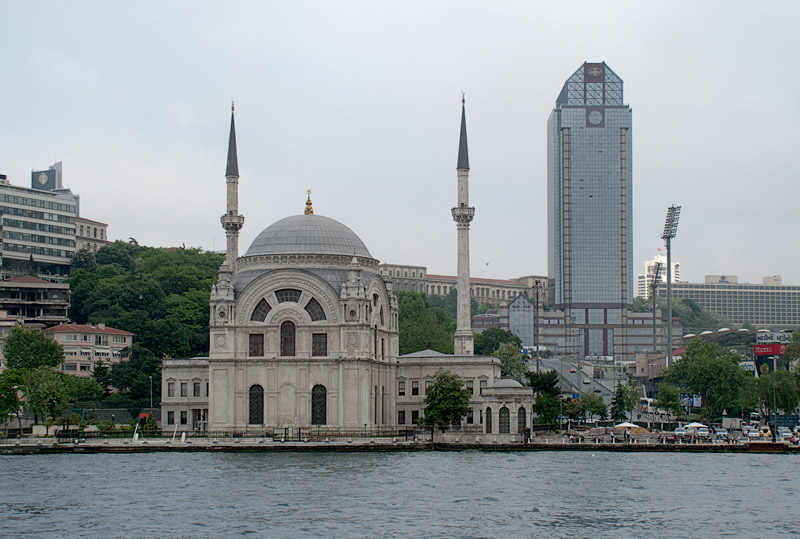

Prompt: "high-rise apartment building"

[636,253,680,299]
[547,61,633,358]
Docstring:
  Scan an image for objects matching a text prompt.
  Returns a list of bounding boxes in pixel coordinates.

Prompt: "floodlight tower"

[662,205,681,367]
[651,261,662,353]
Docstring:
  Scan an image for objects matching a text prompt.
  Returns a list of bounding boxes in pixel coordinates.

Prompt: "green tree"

[578,391,608,421]
[525,370,560,398]
[397,291,454,355]
[93,360,112,396]
[493,342,528,383]
[751,365,800,419]
[653,383,683,417]
[419,370,471,426]
[71,248,97,271]
[474,328,522,356]
[19,367,69,422]
[0,370,24,433]
[533,393,560,430]
[3,327,64,370]
[610,382,639,422]
[783,330,800,365]
[111,344,160,401]
[662,339,747,420]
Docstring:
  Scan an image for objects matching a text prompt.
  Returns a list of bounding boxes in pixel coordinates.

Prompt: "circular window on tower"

[588,110,603,125]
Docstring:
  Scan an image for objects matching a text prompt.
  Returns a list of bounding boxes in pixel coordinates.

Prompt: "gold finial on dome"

[304,189,314,215]
[231,99,235,113]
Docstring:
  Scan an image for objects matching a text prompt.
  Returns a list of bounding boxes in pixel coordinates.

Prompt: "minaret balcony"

[451,206,475,224]
[221,214,245,232]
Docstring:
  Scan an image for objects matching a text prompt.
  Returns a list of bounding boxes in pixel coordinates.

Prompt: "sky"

[2,1,799,285]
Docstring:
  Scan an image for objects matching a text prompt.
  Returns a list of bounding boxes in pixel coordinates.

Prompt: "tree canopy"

[3,327,64,370]
[397,291,454,355]
[493,342,528,383]
[475,328,522,356]
[68,241,224,359]
[662,339,749,419]
[610,382,640,422]
[632,296,731,332]
[419,370,472,426]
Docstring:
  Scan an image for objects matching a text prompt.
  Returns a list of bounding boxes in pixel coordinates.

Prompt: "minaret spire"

[452,95,475,356]
[226,100,239,177]
[457,92,469,171]
[220,103,245,274]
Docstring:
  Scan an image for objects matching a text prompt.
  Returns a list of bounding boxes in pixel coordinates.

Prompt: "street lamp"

[149,375,153,409]
[661,205,681,368]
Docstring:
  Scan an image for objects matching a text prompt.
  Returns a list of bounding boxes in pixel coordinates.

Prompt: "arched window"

[486,407,493,434]
[249,385,264,425]
[250,299,271,322]
[280,321,295,356]
[304,298,326,321]
[499,407,510,433]
[311,385,326,425]
[275,289,301,303]
[518,407,527,434]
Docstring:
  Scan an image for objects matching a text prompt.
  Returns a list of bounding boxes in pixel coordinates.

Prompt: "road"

[530,357,616,402]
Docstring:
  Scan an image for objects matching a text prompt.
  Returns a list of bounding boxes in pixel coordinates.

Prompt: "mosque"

[160,101,534,435]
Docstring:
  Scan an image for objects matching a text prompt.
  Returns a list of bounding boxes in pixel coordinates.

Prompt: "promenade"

[2,436,794,455]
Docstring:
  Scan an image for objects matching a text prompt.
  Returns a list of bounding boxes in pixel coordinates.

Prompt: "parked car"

[582,378,590,384]
[758,425,772,438]
[569,368,577,373]
[714,428,728,440]
[747,429,762,440]
[696,428,710,438]
[675,427,687,438]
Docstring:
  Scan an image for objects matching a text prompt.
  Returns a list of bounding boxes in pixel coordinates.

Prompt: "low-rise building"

[0,276,69,326]
[161,358,209,432]
[75,217,111,252]
[45,323,135,377]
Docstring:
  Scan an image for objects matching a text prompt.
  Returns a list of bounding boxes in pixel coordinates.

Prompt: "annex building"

[162,102,534,435]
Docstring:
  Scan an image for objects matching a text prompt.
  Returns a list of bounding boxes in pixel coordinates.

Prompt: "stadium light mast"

[662,205,681,367]
[651,261,662,353]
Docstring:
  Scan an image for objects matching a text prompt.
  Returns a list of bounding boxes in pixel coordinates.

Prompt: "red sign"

[754,344,786,356]
[672,346,686,356]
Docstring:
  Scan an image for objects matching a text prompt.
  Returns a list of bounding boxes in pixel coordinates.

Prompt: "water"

[1,451,798,538]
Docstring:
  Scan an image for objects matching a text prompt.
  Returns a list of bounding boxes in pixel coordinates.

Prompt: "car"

[593,388,602,394]
[794,426,800,435]
[747,429,761,439]
[582,378,590,384]
[675,427,687,437]
[780,431,792,440]
[569,368,577,373]
[696,428,710,438]
[759,425,772,438]
[714,428,729,440]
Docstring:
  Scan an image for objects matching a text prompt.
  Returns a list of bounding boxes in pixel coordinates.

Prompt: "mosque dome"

[493,378,524,388]
[244,214,372,258]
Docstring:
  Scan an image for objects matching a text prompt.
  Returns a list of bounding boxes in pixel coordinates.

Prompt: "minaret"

[452,95,475,356]
[220,101,245,274]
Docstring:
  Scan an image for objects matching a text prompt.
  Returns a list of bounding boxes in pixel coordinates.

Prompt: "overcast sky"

[2,2,798,285]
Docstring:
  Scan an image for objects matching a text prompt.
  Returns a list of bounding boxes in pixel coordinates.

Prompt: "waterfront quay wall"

[1,438,795,455]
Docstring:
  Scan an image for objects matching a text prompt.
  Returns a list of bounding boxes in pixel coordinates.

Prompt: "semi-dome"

[245,214,372,258]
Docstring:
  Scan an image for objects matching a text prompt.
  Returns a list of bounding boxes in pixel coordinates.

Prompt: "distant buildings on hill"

[0,162,110,281]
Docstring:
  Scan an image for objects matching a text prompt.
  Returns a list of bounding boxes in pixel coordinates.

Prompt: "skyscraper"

[547,62,633,358]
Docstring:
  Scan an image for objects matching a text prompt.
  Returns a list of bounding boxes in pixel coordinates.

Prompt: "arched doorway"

[486,407,493,434]
[249,385,264,425]
[518,407,527,434]
[499,407,510,434]
[311,385,327,425]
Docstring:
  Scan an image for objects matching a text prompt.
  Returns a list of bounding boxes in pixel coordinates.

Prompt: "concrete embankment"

[2,438,797,455]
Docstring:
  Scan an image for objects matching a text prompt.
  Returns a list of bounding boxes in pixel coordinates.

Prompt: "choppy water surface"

[1,451,798,538]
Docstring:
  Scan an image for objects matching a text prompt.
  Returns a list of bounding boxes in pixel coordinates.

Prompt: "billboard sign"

[756,332,793,345]
[753,344,786,356]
